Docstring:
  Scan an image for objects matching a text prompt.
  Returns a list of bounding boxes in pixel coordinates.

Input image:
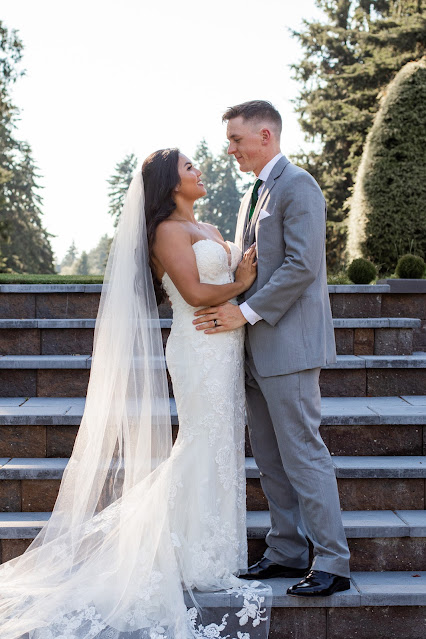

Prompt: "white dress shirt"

[239,152,284,325]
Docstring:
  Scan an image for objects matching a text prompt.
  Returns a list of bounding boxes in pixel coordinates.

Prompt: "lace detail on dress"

[2,239,271,639]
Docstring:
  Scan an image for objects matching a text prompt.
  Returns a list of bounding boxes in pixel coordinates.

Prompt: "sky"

[2,0,323,263]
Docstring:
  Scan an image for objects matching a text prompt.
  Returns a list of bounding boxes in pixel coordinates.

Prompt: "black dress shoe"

[287,570,350,597]
[240,556,308,580]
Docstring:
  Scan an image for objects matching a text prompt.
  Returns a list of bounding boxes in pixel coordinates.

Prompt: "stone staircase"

[0,283,425,638]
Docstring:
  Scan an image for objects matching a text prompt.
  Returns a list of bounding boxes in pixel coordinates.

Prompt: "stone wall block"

[46,426,79,457]
[326,424,423,456]
[37,370,90,397]
[337,478,424,510]
[348,537,426,572]
[330,294,381,318]
[327,606,426,639]
[320,370,366,397]
[354,329,375,355]
[41,329,94,355]
[0,425,46,457]
[270,608,326,639]
[0,539,32,564]
[0,370,37,397]
[334,329,354,355]
[374,328,413,356]
[0,329,40,355]
[0,294,35,319]
[21,479,60,511]
[367,369,426,397]
[36,294,100,319]
[0,480,21,511]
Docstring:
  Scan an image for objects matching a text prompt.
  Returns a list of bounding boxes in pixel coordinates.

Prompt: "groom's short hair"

[222,100,282,136]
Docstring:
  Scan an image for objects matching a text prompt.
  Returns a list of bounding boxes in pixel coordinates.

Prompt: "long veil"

[0,170,271,639]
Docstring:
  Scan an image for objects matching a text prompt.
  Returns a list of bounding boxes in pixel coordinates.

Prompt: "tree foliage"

[0,22,55,273]
[291,0,426,269]
[194,140,243,240]
[349,57,426,273]
[107,153,138,227]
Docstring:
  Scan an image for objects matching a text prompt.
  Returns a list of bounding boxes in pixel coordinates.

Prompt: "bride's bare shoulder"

[153,219,192,249]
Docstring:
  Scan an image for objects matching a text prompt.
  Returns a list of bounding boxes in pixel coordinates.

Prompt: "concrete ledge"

[0,355,91,369]
[2,509,424,540]
[0,284,102,293]
[332,455,426,478]
[0,284,391,294]
[0,396,424,426]
[378,279,426,294]
[333,318,421,328]
[247,510,422,539]
[246,456,426,479]
[0,318,172,329]
[3,353,423,370]
[3,318,420,330]
[328,285,390,294]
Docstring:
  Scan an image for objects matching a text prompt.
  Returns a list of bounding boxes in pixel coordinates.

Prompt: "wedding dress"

[0,170,271,639]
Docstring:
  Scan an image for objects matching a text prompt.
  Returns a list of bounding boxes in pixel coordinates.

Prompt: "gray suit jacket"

[235,155,336,377]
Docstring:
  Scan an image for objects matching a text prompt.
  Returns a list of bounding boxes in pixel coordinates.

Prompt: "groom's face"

[226,116,263,174]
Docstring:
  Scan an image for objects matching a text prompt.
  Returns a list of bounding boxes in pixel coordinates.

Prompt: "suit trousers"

[245,341,350,578]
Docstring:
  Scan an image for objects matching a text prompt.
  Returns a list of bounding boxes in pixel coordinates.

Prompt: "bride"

[0,148,271,638]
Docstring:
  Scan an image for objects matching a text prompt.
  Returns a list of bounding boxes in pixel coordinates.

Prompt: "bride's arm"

[153,222,255,307]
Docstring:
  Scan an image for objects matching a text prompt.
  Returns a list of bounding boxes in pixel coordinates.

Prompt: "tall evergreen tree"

[291,0,426,269]
[60,240,79,270]
[107,153,138,226]
[75,251,89,275]
[87,234,112,274]
[194,140,243,239]
[0,22,55,273]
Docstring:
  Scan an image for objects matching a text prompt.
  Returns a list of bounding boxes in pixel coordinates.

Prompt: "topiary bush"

[395,254,426,279]
[347,57,426,274]
[347,258,377,284]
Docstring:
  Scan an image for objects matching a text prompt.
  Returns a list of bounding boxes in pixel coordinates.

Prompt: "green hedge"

[357,57,426,274]
[0,274,103,284]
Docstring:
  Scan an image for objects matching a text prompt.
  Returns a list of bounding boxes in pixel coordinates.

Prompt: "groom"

[193,100,350,596]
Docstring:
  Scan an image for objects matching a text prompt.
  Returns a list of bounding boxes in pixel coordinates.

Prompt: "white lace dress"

[163,239,247,589]
[0,239,271,639]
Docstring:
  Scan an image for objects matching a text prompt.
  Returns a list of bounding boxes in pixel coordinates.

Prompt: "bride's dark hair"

[142,148,180,305]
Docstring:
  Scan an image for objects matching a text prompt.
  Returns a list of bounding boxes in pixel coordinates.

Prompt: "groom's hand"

[193,302,247,333]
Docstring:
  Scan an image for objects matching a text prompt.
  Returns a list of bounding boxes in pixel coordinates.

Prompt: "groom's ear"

[260,127,272,144]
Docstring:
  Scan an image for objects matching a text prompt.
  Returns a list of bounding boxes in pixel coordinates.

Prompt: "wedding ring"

[214,319,218,327]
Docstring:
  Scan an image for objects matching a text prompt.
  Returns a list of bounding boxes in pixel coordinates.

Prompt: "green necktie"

[249,178,263,220]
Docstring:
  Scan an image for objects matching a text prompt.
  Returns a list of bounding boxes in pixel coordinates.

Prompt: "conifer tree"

[107,153,138,226]
[0,22,55,273]
[291,0,426,269]
[194,140,242,239]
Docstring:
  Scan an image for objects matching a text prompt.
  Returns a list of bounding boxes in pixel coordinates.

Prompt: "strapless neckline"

[162,238,236,281]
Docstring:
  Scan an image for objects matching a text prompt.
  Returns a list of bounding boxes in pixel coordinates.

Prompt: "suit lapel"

[246,155,290,245]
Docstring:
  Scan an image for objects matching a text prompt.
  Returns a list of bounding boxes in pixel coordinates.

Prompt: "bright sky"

[2,0,322,263]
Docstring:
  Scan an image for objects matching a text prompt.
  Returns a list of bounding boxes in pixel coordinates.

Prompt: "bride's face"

[175,154,207,201]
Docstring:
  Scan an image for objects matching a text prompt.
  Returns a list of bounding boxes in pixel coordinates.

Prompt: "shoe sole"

[287,581,351,597]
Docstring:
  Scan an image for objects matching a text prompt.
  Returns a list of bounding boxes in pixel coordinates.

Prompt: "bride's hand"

[234,245,257,291]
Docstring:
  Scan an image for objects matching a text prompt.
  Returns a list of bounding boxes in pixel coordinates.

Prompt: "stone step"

[246,456,426,512]
[0,353,425,397]
[0,317,420,357]
[0,396,424,458]
[0,456,424,513]
[1,510,425,573]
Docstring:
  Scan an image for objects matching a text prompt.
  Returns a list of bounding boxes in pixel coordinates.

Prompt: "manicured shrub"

[395,254,426,279]
[348,258,377,284]
[347,58,426,274]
